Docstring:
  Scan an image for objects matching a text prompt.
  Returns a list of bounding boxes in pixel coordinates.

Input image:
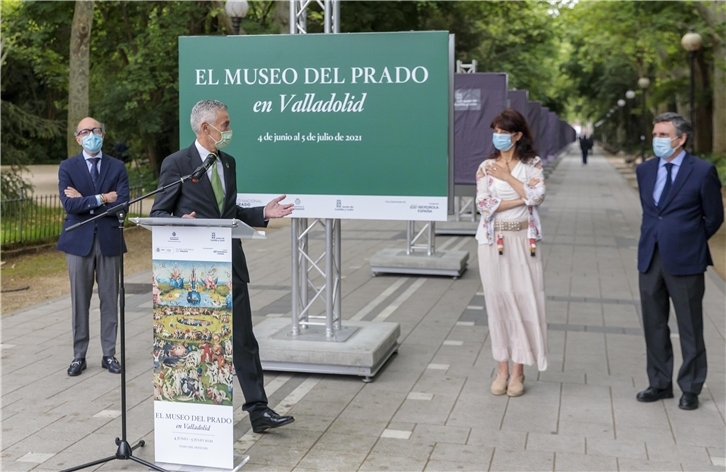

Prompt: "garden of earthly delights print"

[152,261,234,406]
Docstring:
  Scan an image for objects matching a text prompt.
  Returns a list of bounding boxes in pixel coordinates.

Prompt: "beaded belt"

[493,220,528,231]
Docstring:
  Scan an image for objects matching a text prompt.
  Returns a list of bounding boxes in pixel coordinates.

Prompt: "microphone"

[191,153,217,183]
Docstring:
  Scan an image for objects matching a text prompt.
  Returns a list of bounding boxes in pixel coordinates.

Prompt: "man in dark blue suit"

[57,117,130,377]
[635,112,723,410]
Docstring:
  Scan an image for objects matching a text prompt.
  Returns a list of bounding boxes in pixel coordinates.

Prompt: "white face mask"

[208,124,233,150]
[652,136,679,159]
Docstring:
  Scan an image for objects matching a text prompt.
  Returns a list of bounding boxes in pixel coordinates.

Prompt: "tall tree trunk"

[712,40,726,154]
[274,1,290,33]
[67,1,94,157]
[695,1,726,154]
[695,53,713,154]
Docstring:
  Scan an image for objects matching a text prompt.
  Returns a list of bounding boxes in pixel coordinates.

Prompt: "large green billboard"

[179,32,449,220]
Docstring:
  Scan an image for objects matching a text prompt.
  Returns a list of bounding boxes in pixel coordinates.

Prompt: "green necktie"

[209,158,224,213]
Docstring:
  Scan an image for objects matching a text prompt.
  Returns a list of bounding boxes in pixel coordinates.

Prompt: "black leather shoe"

[67,358,87,376]
[679,393,699,410]
[101,356,121,374]
[636,386,674,402]
[250,409,295,433]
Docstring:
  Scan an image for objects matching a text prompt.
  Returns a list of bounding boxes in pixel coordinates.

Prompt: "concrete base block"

[155,454,249,471]
[434,220,478,236]
[257,318,400,381]
[369,248,469,277]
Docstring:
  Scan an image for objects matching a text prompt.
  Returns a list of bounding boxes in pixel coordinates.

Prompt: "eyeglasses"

[75,127,104,137]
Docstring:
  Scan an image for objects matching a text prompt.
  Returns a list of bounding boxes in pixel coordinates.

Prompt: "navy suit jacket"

[636,152,724,275]
[57,152,130,257]
[150,143,267,283]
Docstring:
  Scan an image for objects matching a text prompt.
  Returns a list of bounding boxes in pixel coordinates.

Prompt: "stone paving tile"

[409,423,471,445]
[586,436,647,460]
[286,398,349,419]
[466,429,528,450]
[313,432,378,455]
[430,442,494,465]
[391,393,457,425]
[645,442,711,465]
[554,452,618,471]
[537,370,585,385]
[281,413,335,433]
[253,428,322,450]
[682,464,726,472]
[245,443,308,468]
[0,459,43,472]
[526,432,585,455]
[617,458,684,471]
[295,446,369,471]
[501,404,559,435]
[558,420,615,439]
[669,420,726,448]
[358,452,428,472]
[246,463,293,472]
[489,448,555,471]
[371,437,435,458]
[614,426,675,445]
[326,418,389,437]
[424,459,490,471]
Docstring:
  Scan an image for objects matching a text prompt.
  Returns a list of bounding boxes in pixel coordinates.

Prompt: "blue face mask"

[81,134,103,154]
[492,133,515,151]
[652,137,679,159]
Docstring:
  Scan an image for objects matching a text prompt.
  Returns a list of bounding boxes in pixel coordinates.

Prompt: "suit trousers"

[66,234,120,359]
[232,271,269,417]
[639,248,706,394]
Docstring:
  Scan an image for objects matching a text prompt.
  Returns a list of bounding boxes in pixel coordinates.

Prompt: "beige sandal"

[491,374,509,396]
[507,375,525,397]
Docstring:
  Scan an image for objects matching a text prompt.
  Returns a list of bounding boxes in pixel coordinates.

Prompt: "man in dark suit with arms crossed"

[58,117,129,376]
[151,100,295,432]
[636,112,723,410]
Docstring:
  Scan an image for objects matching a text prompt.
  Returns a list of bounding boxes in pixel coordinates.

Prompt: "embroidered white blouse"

[475,156,546,245]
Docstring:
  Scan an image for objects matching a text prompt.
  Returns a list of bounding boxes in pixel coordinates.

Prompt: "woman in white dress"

[475,108,547,397]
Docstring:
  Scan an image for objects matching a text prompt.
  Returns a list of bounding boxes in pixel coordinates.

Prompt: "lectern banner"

[152,226,234,470]
[179,31,450,221]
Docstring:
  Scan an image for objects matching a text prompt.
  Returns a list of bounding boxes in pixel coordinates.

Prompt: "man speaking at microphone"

[151,99,294,433]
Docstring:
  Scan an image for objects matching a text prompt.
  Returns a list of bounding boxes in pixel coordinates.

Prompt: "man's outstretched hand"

[264,195,294,219]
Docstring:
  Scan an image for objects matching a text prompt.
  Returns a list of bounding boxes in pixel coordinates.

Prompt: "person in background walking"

[579,133,593,165]
[635,112,723,410]
[475,108,548,397]
[57,117,129,377]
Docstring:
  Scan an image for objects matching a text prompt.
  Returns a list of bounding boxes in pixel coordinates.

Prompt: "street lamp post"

[638,77,650,162]
[617,99,626,150]
[625,90,636,152]
[682,27,703,150]
[225,0,249,35]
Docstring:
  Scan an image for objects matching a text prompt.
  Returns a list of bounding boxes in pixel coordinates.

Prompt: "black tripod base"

[60,438,168,472]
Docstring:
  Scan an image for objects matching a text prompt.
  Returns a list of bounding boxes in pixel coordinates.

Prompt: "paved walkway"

[2,146,725,471]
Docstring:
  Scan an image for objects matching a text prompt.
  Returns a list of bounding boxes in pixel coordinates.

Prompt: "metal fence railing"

[1,186,147,248]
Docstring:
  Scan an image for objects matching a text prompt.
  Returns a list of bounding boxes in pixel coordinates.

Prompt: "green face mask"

[208,124,233,150]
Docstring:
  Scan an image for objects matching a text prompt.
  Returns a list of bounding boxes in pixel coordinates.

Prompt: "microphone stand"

[61,172,198,472]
